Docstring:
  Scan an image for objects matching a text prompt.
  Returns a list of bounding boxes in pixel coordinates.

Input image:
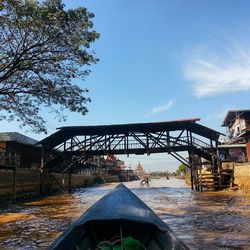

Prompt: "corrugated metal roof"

[0,132,37,145]
[57,118,201,130]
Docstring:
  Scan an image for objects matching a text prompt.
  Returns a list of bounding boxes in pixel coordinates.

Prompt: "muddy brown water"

[0,178,250,249]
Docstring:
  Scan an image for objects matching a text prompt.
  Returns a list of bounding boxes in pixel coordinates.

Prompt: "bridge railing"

[53,134,214,155]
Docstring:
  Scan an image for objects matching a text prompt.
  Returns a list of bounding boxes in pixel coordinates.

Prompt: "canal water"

[0,178,250,249]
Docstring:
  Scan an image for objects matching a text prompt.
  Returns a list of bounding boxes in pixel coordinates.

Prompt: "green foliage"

[0,0,99,133]
[176,164,186,174]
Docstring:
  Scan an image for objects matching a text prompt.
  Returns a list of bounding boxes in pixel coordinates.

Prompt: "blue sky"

[2,0,250,171]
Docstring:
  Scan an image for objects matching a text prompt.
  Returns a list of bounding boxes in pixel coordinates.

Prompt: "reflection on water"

[1,179,250,249]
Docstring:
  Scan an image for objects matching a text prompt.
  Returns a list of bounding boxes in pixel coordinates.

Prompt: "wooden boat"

[49,183,189,250]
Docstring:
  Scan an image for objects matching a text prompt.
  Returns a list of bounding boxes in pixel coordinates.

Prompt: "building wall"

[219,147,247,162]
[247,142,250,162]
[0,168,40,200]
[233,163,250,190]
[5,142,41,168]
[230,118,246,136]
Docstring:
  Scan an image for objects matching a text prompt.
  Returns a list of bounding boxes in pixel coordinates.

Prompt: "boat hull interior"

[56,219,188,250]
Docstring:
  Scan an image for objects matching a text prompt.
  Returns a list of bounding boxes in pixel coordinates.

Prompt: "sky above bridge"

[1,0,250,171]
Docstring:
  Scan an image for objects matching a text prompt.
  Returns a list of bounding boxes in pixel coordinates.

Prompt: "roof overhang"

[222,110,250,127]
[218,144,246,149]
[0,132,38,146]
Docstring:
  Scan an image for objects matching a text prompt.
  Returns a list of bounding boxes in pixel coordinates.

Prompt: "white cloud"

[184,41,250,97]
[145,100,173,117]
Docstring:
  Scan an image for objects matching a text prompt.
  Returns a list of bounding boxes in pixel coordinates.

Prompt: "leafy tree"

[0,0,99,133]
[176,163,186,174]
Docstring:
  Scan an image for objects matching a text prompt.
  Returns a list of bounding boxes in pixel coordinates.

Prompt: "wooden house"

[222,110,250,143]
[0,132,41,168]
[221,110,250,162]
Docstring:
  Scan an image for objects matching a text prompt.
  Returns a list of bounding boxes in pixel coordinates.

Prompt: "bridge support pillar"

[198,166,202,192]
[190,166,194,190]
[189,150,195,190]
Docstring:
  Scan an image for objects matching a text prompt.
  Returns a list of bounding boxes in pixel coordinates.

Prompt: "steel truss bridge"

[38,118,222,179]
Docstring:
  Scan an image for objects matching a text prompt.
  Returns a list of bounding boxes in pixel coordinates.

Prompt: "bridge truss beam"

[42,128,217,172]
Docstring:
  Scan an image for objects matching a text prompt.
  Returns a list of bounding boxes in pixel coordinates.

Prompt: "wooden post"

[189,149,195,191]
[190,132,193,144]
[231,162,235,188]
[194,167,198,191]
[189,132,196,190]
[218,160,222,189]
[68,168,72,193]
[189,151,194,190]
[12,163,17,204]
[167,131,170,147]
[193,164,196,191]
[146,133,150,155]
[40,148,45,194]
[186,130,189,144]
[199,166,203,192]
[190,165,194,190]
[197,167,199,191]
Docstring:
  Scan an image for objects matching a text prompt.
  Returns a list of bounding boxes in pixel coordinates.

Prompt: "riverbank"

[184,162,250,192]
[0,168,119,203]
